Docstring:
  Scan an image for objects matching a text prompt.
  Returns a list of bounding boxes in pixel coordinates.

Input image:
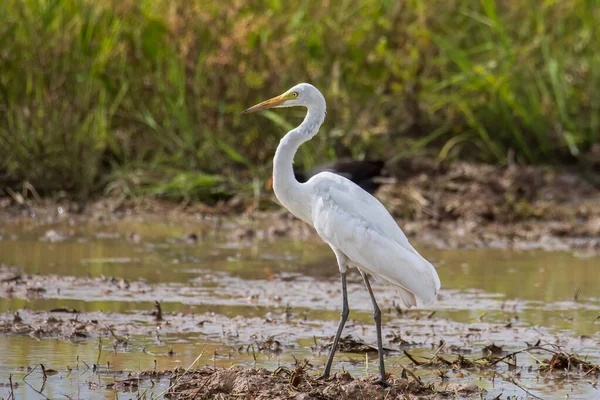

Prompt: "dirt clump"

[320,335,391,354]
[387,159,598,222]
[165,366,486,399]
[541,351,600,374]
[0,310,105,339]
[375,160,600,249]
[0,266,151,301]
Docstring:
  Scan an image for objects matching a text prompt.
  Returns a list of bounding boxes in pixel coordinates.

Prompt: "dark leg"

[360,271,388,385]
[317,270,349,380]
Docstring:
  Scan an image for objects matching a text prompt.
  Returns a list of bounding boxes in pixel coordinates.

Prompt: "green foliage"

[0,0,598,200]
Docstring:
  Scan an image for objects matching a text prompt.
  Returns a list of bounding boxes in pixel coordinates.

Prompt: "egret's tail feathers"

[380,259,439,308]
[395,285,418,308]
[419,260,441,304]
[433,263,441,292]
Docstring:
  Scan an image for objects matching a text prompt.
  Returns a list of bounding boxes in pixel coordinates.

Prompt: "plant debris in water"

[0,310,99,339]
[404,341,600,378]
[319,335,392,354]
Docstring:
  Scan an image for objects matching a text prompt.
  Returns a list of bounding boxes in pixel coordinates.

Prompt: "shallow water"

[1,217,599,399]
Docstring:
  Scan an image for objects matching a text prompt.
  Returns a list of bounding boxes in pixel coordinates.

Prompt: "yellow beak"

[242,93,289,114]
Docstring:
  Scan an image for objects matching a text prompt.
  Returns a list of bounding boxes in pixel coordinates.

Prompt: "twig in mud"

[498,372,543,400]
[401,366,422,384]
[310,336,320,353]
[137,388,149,399]
[142,347,156,356]
[481,345,551,367]
[437,355,458,368]
[403,350,423,366]
[273,366,292,378]
[22,364,38,381]
[583,364,600,377]
[188,376,211,399]
[154,300,162,322]
[154,301,163,322]
[103,323,128,346]
[96,337,102,365]
[22,377,50,400]
[152,346,206,400]
[524,351,545,366]
[432,340,446,357]
[8,374,15,400]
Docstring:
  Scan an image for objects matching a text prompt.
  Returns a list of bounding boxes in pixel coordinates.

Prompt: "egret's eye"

[291,92,299,98]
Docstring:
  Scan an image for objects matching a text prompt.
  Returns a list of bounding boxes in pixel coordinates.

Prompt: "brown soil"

[1,159,599,251]
[382,159,600,250]
[0,309,110,340]
[164,365,485,400]
[159,341,598,399]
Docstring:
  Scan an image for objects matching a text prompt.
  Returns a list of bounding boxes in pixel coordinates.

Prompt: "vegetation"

[0,0,598,201]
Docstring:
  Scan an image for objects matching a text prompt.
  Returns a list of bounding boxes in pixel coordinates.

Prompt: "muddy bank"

[164,365,485,400]
[1,159,599,251]
[163,340,600,400]
[382,159,600,251]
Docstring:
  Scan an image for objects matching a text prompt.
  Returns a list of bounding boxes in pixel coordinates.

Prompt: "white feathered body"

[266,83,440,309]
[281,171,440,308]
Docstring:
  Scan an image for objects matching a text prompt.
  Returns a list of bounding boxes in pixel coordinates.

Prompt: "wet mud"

[3,262,599,347]
[164,342,600,400]
[1,163,600,398]
[1,159,599,252]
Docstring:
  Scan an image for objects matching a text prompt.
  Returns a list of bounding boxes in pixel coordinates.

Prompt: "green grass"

[0,0,598,202]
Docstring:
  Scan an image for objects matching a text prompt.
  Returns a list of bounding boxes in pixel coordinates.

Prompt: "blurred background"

[0,0,598,203]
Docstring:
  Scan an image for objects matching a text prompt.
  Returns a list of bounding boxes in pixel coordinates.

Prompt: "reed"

[0,0,597,200]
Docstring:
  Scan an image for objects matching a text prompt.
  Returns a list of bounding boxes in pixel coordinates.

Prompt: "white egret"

[242,83,441,385]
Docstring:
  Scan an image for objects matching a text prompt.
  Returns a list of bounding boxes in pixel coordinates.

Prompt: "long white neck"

[272,98,326,223]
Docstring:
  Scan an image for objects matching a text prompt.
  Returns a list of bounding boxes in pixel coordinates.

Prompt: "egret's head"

[242,83,322,114]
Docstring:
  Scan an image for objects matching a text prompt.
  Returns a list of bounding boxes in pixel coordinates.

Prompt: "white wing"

[308,172,441,307]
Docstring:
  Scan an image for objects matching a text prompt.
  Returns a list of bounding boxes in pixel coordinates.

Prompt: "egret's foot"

[373,379,390,387]
[315,373,330,381]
